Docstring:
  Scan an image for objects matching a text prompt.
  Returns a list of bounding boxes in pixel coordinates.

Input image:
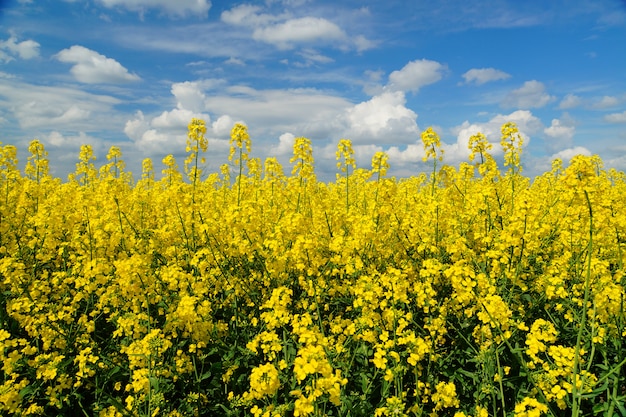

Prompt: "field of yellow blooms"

[1,119,625,417]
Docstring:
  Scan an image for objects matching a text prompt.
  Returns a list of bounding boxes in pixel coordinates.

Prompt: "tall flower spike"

[0,143,19,183]
[141,158,154,182]
[371,151,389,177]
[468,132,497,178]
[501,122,523,174]
[421,127,444,163]
[229,123,251,206]
[336,139,356,173]
[290,137,315,180]
[229,123,251,164]
[185,118,208,184]
[162,154,182,186]
[72,144,97,186]
[468,132,492,164]
[102,145,125,178]
[25,139,49,183]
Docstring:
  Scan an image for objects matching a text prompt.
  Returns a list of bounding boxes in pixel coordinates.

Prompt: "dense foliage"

[1,120,625,416]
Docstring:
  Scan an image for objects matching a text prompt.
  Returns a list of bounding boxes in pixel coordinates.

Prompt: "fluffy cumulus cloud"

[605,110,626,123]
[55,45,141,84]
[97,0,211,17]
[387,59,446,93]
[171,80,215,113]
[122,71,424,172]
[270,132,296,156]
[221,4,372,51]
[378,110,543,175]
[0,34,40,62]
[501,80,554,109]
[462,67,510,85]
[559,93,582,109]
[550,146,592,163]
[45,131,99,148]
[202,87,351,136]
[544,117,575,145]
[221,4,281,27]
[446,110,542,163]
[124,107,211,155]
[341,91,419,144]
[252,17,346,49]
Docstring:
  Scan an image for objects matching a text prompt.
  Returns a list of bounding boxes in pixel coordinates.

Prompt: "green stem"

[572,189,593,417]
[237,147,243,207]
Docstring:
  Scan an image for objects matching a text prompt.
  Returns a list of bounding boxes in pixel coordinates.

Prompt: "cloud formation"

[387,59,446,93]
[97,0,211,17]
[445,110,542,162]
[559,94,582,109]
[462,68,510,85]
[342,91,419,144]
[221,4,373,52]
[124,109,213,155]
[605,111,626,123]
[0,35,40,62]
[0,80,121,130]
[253,17,346,49]
[502,80,554,109]
[543,117,576,152]
[592,96,619,109]
[55,45,141,84]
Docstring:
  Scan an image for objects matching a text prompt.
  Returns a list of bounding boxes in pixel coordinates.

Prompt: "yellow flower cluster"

[1,121,625,416]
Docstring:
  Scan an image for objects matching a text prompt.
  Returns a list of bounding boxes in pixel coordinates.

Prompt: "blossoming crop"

[1,122,625,417]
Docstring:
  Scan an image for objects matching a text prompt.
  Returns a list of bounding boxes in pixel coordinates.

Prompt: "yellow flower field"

[1,120,625,416]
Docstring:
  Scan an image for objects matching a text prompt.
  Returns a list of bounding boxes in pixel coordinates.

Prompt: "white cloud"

[502,80,554,108]
[550,146,592,163]
[559,93,582,109]
[221,5,372,52]
[543,117,576,152]
[271,132,296,156]
[592,95,619,109]
[446,110,542,163]
[544,118,575,141]
[462,68,510,85]
[171,79,222,112]
[385,143,426,166]
[123,111,149,142]
[201,86,351,136]
[0,35,40,62]
[97,0,211,17]
[353,35,376,52]
[124,106,211,155]
[295,49,334,67]
[0,79,121,130]
[225,57,245,66]
[605,110,626,123]
[152,108,209,129]
[341,91,419,144]
[252,17,347,49]
[45,131,98,148]
[211,115,236,138]
[124,78,421,164]
[55,45,141,84]
[221,4,280,26]
[387,59,446,93]
[124,111,187,155]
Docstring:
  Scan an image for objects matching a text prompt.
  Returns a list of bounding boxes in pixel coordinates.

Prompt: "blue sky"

[1,0,625,181]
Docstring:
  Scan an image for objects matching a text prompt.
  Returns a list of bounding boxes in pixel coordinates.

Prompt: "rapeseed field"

[0,120,624,416]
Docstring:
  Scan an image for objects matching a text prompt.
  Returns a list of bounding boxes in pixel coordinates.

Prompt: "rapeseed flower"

[248,363,280,400]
